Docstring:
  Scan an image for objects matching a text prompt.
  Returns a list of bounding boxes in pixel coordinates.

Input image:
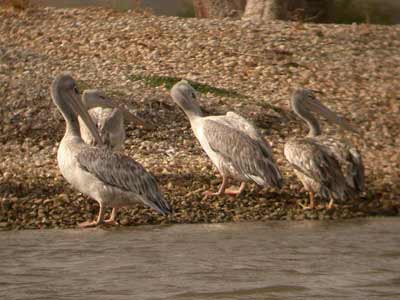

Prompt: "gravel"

[0,6,399,230]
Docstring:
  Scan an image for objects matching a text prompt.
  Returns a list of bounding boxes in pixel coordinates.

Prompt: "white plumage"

[52,74,171,228]
[79,89,151,151]
[171,80,283,197]
[284,89,364,209]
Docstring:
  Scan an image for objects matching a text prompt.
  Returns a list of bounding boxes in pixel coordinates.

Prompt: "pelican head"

[82,89,115,110]
[82,89,154,129]
[51,73,103,144]
[170,80,203,119]
[292,88,358,134]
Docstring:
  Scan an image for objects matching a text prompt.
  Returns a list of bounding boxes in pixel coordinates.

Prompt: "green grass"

[177,0,195,18]
[129,74,243,98]
[333,0,396,24]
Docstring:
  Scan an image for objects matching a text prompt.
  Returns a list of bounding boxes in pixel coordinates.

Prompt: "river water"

[1,218,399,300]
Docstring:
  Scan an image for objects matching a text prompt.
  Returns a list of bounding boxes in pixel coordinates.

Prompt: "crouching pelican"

[79,89,152,151]
[171,80,283,197]
[52,74,171,227]
[284,89,364,209]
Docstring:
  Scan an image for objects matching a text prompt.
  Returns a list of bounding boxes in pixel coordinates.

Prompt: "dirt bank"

[0,6,399,229]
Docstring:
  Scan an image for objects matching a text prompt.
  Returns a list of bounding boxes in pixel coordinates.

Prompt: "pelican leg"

[298,192,316,210]
[202,176,228,197]
[104,208,119,225]
[327,198,335,210]
[224,182,246,196]
[79,203,106,228]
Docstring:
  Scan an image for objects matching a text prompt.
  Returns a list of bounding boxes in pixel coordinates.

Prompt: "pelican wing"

[316,137,364,192]
[203,119,282,188]
[223,112,273,156]
[284,138,351,199]
[348,148,364,192]
[76,147,171,214]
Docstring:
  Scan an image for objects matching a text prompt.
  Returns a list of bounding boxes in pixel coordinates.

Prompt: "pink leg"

[202,176,228,197]
[298,191,316,210]
[79,203,106,228]
[224,182,246,196]
[104,208,119,225]
[326,198,335,210]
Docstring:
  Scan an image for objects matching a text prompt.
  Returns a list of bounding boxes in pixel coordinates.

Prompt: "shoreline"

[0,6,399,230]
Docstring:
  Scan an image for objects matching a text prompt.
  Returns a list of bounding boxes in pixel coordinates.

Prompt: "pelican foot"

[297,201,315,210]
[202,190,222,200]
[78,220,100,228]
[224,182,245,197]
[104,219,119,226]
[326,203,336,210]
[326,198,336,210]
[224,189,243,196]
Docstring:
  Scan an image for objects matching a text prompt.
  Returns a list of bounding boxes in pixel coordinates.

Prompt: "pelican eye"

[191,92,196,99]
[73,86,80,94]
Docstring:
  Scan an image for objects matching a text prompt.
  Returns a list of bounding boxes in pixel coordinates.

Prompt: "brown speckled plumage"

[284,89,364,205]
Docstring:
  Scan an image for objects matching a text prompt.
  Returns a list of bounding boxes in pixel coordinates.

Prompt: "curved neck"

[52,89,82,139]
[82,94,101,110]
[179,101,203,122]
[183,106,203,122]
[65,121,81,139]
[293,104,321,137]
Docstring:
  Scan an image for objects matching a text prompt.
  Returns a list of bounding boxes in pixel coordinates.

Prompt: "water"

[35,0,400,23]
[1,219,399,300]
[38,0,194,16]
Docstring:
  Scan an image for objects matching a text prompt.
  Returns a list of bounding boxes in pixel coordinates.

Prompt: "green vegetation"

[332,0,397,24]
[129,74,243,98]
[177,0,195,18]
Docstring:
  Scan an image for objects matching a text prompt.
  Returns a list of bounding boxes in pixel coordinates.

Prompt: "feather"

[285,137,358,200]
[77,147,171,214]
[203,119,283,188]
[80,107,125,150]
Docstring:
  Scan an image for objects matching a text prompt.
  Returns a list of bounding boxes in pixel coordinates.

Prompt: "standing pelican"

[284,89,364,209]
[170,80,283,196]
[79,89,150,151]
[52,74,171,227]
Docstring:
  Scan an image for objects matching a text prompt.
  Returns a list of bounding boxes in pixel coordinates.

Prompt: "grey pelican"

[79,89,150,151]
[170,80,283,197]
[52,74,171,227]
[284,89,364,209]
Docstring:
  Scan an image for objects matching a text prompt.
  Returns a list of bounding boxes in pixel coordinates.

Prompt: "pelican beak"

[68,91,104,145]
[90,96,155,130]
[122,109,155,130]
[307,96,359,134]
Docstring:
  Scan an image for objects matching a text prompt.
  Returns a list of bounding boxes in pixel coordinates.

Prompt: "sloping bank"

[0,7,399,229]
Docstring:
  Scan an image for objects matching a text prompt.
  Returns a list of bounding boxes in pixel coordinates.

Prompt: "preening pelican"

[171,80,283,197]
[284,89,364,209]
[52,74,171,227]
[79,89,150,151]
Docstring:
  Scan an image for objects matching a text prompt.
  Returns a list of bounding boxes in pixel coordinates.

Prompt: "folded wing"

[77,147,171,214]
[203,119,283,188]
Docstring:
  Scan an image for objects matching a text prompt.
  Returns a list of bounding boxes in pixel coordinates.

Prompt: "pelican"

[51,74,171,227]
[170,80,283,197]
[284,89,364,209]
[79,89,150,151]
